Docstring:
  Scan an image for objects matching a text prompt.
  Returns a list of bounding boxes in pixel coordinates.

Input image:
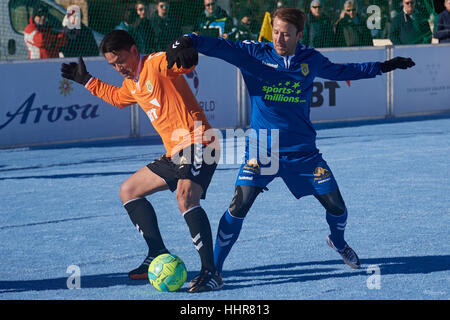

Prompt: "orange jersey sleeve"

[86,52,215,157]
[86,77,136,109]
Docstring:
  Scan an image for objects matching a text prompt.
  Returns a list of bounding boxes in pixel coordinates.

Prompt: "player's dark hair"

[99,30,136,55]
[271,7,306,34]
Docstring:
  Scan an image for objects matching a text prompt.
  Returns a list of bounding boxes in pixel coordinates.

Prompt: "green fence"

[1,0,438,61]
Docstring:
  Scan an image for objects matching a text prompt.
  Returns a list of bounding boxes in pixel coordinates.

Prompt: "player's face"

[445,0,450,12]
[104,45,140,79]
[272,17,303,56]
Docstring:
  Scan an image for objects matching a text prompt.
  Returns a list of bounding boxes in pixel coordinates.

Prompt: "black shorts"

[147,144,218,199]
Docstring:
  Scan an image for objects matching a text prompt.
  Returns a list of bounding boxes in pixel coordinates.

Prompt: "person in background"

[434,0,450,43]
[24,5,67,59]
[149,1,183,51]
[134,0,155,53]
[302,0,335,48]
[228,7,259,41]
[61,5,99,57]
[197,0,233,38]
[335,0,373,47]
[389,0,432,44]
[115,7,146,53]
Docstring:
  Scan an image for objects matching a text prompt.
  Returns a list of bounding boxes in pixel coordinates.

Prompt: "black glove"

[172,47,198,69]
[61,56,92,85]
[380,57,415,73]
[166,35,194,69]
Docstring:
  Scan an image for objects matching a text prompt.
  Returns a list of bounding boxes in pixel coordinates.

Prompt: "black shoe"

[326,235,361,269]
[188,268,224,293]
[128,256,154,280]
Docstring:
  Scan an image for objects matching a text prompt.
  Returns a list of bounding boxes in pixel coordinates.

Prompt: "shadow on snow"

[1,255,449,294]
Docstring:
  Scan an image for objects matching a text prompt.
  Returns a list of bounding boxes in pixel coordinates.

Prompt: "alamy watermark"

[366,264,381,290]
[367,5,382,30]
[169,121,280,176]
[66,264,81,289]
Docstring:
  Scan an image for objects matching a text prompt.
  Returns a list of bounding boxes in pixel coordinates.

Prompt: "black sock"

[183,206,216,272]
[124,198,168,257]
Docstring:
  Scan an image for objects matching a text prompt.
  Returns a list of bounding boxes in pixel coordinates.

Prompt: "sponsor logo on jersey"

[262,81,306,104]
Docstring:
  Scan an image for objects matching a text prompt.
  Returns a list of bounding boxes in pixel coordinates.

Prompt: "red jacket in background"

[24,18,67,59]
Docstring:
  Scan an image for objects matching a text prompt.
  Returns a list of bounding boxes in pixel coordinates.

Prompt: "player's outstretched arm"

[379,57,415,73]
[166,34,256,70]
[61,56,92,85]
[61,56,136,109]
[317,54,415,81]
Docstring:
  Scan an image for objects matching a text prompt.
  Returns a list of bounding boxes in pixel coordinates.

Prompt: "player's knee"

[120,180,136,204]
[316,190,346,216]
[327,203,346,216]
[328,195,346,216]
[228,185,261,218]
[176,186,200,213]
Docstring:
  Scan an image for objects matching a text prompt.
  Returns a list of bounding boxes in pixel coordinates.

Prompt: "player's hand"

[380,57,415,73]
[173,47,198,69]
[61,56,92,85]
[166,35,194,69]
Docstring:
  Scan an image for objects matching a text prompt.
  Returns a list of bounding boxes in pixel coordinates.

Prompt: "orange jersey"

[86,52,213,157]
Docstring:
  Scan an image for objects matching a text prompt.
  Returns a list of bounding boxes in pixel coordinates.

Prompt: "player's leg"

[315,189,360,269]
[314,189,347,249]
[280,152,360,269]
[121,165,171,279]
[213,185,262,274]
[210,152,275,277]
[177,178,216,276]
[172,144,223,292]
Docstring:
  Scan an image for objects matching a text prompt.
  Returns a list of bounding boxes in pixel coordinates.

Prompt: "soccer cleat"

[326,235,361,269]
[188,273,201,287]
[128,255,154,280]
[188,268,224,293]
[188,269,222,287]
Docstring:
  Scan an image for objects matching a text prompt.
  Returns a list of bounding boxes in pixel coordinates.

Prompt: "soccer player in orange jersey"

[61,30,223,292]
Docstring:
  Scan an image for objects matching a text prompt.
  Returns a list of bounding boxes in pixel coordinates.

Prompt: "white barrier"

[0,57,129,148]
[393,44,450,115]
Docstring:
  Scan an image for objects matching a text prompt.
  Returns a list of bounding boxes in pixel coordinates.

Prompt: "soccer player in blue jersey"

[166,7,415,287]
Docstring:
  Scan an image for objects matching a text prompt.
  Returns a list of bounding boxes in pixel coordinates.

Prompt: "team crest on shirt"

[145,80,153,93]
[301,63,309,76]
[313,167,331,183]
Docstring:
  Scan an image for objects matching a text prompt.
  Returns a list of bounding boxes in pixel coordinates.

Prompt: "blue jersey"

[189,34,382,153]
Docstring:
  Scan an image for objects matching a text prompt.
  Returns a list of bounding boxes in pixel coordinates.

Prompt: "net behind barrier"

[0,0,438,61]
